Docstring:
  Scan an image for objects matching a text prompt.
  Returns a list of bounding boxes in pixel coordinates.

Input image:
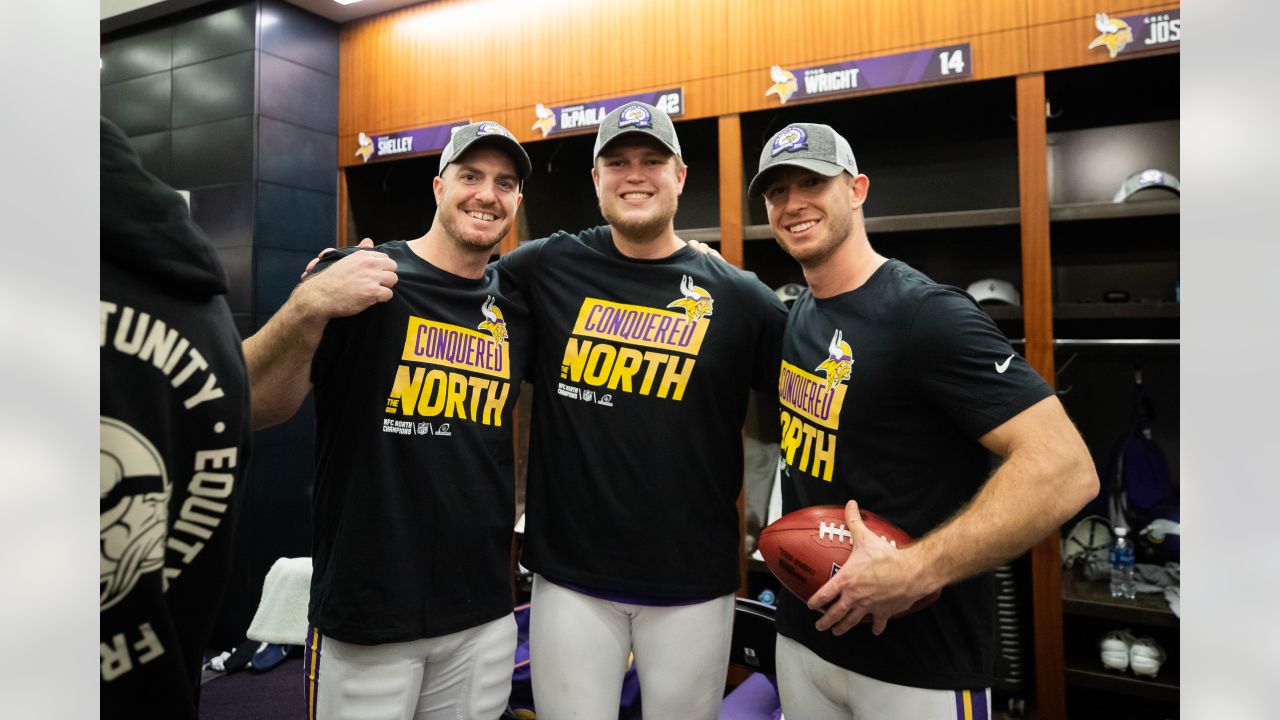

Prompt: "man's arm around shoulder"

[244,249,397,429]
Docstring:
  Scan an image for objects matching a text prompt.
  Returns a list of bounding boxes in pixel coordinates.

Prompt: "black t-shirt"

[101,117,252,719]
[775,260,1052,689]
[308,241,532,644]
[497,226,787,598]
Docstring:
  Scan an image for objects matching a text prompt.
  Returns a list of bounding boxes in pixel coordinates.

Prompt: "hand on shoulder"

[295,238,397,320]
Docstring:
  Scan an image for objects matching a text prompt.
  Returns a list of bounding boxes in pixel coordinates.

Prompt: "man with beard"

[245,121,535,720]
[745,122,1097,719]
[496,102,788,718]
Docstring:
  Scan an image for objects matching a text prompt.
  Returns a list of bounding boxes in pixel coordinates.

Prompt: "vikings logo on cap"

[618,104,653,129]
[355,131,374,163]
[666,275,714,322]
[815,329,853,389]
[1088,12,1134,58]
[1138,169,1166,186]
[476,121,511,138]
[477,295,509,344]
[771,125,808,157]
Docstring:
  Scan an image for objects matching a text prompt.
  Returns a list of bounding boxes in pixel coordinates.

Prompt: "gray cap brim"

[747,158,846,197]
[596,129,681,159]
[459,135,533,181]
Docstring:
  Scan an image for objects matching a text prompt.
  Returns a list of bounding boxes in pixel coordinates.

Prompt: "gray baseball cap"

[748,123,859,197]
[593,102,682,160]
[439,121,532,181]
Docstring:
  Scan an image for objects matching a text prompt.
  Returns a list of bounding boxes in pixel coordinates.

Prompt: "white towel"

[246,557,313,645]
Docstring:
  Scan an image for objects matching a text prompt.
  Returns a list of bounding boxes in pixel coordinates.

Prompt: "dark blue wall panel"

[254,246,314,316]
[172,51,256,128]
[259,0,339,76]
[100,26,171,84]
[172,2,257,68]
[259,52,339,134]
[255,181,335,252]
[214,244,254,315]
[101,72,172,137]
[171,115,255,188]
[191,181,255,249]
[258,117,337,194]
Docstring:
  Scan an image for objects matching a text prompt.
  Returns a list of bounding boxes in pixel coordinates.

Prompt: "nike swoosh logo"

[995,354,1015,374]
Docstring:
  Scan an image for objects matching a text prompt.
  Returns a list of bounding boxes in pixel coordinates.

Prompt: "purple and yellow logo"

[477,295,509,344]
[618,104,653,129]
[399,316,509,379]
[1088,12,1134,58]
[355,132,374,163]
[815,329,853,389]
[766,65,798,105]
[532,103,556,137]
[476,121,511,138]
[559,293,710,403]
[666,275,715,323]
[386,314,512,427]
[777,355,845,482]
[771,126,808,157]
[778,360,847,430]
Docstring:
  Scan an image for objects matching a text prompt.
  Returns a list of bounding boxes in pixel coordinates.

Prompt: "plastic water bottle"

[1109,526,1136,599]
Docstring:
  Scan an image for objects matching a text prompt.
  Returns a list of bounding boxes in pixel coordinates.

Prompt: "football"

[758,505,941,619]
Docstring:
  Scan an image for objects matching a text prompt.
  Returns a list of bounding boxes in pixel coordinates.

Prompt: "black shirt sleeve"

[309,247,362,388]
[906,287,1052,440]
[495,237,548,295]
[748,280,788,395]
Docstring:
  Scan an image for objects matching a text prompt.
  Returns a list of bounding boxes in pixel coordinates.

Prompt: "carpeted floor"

[199,657,303,720]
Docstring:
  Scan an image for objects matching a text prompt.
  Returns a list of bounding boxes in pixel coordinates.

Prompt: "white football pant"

[776,633,991,720]
[303,613,516,720]
[529,574,734,720]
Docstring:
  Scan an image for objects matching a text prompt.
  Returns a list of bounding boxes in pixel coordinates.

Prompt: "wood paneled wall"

[338,0,1178,165]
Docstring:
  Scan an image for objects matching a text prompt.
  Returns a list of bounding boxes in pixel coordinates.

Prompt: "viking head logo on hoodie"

[477,296,509,344]
[100,417,170,612]
[667,275,714,322]
[815,329,853,389]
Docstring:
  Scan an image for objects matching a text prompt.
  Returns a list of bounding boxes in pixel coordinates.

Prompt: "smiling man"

[748,123,1098,720]
[496,102,788,719]
[244,121,535,720]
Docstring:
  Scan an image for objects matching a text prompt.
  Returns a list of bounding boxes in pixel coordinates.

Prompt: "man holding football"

[740,123,1098,719]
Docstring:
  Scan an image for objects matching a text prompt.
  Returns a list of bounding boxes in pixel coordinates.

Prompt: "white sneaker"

[1129,637,1167,678]
[1100,629,1136,672]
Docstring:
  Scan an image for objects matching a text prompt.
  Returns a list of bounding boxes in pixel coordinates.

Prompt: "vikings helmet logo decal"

[771,125,808,156]
[766,65,798,105]
[815,329,853,389]
[100,417,171,612]
[355,131,374,163]
[618,104,653,129]
[667,275,715,322]
[1088,12,1134,58]
[478,295,509,344]
[476,121,510,137]
[532,103,556,137]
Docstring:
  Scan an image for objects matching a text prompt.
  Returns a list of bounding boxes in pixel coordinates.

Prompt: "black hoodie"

[100,117,251,719]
